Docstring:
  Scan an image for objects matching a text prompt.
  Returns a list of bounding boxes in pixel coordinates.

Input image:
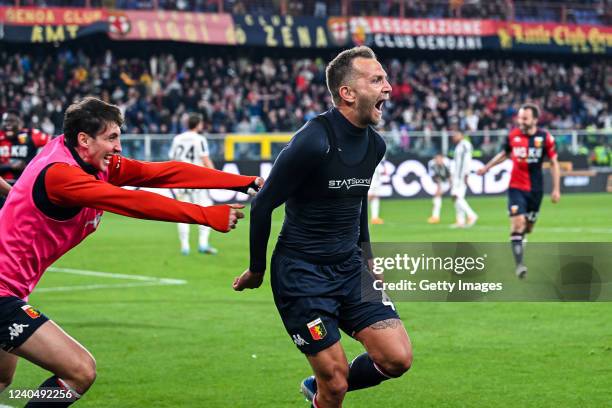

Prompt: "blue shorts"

[0,297,49,352]
[507,188,543,223]
[271,247,399,355]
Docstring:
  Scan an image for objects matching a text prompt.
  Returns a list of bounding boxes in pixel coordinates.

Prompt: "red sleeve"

[107,155,257,192]
[31,129,51,148]
[45,163,233,232]
[545,132,557,159]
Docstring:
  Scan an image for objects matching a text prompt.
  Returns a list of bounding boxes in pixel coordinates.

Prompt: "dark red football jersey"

[504,128,557,192]
[0,128,51,181]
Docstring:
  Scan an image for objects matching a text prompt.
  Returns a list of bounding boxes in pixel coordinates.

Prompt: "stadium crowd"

[0,49,609,139]
[0,1,609,25]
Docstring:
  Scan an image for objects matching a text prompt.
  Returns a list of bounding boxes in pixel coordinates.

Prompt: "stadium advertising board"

[201,158,610,202]
[232,14,331,48]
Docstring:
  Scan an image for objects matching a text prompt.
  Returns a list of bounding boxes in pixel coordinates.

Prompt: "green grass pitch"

[3,193,611,407]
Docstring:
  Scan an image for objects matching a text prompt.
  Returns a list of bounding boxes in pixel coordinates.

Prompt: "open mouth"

[374,100,385,114]
[103,154,113,165]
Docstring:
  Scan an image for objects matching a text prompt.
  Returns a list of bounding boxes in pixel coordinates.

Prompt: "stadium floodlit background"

[1,0,611,407]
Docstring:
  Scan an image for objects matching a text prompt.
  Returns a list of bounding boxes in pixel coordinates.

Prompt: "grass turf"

[3,193,611,407]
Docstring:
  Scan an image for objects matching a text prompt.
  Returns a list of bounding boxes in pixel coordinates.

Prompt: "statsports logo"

[328,178,371,190]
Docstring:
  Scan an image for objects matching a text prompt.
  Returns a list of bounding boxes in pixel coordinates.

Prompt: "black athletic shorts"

[271,246,399,355]
[507,188,543,223]
[0,296,49,352]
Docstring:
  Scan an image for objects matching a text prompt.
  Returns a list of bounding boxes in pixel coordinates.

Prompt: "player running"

[169,113,218,255]
[427,153,451,224]
[450,131,478,228]
[477,103,560,278]
[0,97,262,406]
[233,47,412,408]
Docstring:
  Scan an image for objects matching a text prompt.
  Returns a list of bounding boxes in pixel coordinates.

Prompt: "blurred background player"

[478,103,560,278]
[0,110,50,207]
[169,113,218,255]
[368,161,385,224]
[450,131,478,228]
[427,153,451,224]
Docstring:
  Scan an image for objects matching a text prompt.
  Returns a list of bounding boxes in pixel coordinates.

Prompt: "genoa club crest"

[21,305,41,319]
[307,317,327,341]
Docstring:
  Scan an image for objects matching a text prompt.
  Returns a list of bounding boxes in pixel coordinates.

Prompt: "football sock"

[432,196,442,218]
[454,201,466,224]
[371,198,380,219]
[457,198,477,219]
[511,232,524,266]
[178,223,190,251]
[24,376,80,407]
[347,352,393,391]
[198,225,210,248]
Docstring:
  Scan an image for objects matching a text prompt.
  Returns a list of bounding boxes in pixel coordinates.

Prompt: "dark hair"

[63,97,124,147]
[520,103,540,118]
[326,46,377,105]
[187,112,203,130]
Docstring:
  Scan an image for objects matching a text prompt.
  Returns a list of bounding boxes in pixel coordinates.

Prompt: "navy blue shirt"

[249,108,386,273]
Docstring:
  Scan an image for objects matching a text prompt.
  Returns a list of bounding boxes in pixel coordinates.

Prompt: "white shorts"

[450,182,467,199]
[436,181,450,194]
[172,189,213,207]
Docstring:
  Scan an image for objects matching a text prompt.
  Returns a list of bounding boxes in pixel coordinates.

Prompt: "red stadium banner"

[108,10,236,45]
[327,17,611,54]
[0,7,236,45]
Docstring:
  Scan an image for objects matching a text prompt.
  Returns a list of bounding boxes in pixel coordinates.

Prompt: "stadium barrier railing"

[120,129,611,164]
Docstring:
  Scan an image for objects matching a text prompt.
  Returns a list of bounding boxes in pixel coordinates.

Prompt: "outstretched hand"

[232,269,264,291]
[228,203,245,230]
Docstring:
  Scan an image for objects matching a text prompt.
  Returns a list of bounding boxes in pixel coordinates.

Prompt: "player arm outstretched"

[233,123,328,291]
[477,151,507,175]
[107,155,262,196]
[0,176,10,197]
[44,163,243,232]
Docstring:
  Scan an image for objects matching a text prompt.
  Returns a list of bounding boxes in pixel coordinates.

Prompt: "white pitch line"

[38,267,187,293]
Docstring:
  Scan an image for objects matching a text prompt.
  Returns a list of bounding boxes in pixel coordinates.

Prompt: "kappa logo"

[85,214,102,229]
[8,323,29,341]
[292,334,310,346]
[328,178,371,190]
[307,318,327,341]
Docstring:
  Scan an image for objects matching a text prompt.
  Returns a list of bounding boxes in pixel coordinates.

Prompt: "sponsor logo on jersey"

[21,305,41,319]
[307,318,327,341]
[328,177,371,190]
